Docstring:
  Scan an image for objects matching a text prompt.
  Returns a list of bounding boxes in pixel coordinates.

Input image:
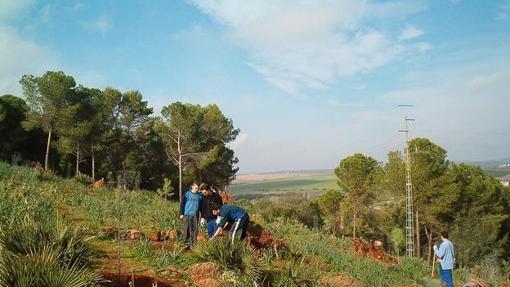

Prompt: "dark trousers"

[206,218,217,237]
[183,215,199,247]
[439,266,454,287]
[230,216,249,242]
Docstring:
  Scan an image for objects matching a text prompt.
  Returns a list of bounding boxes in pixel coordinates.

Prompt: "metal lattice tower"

[399,115,415,257]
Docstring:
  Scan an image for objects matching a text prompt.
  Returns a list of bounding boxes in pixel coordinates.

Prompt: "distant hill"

[230,170,338,199]
[458,159,510,178]
[462,159,510,168]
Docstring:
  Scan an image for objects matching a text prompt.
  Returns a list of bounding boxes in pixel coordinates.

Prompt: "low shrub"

[193,237,264,283]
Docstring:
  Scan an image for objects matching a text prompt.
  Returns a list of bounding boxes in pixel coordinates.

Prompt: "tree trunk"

[44,129,52,170]
[178,154,183,204]
[91,146,95,182]
[177,132,184,205]
[352,210,357,239]
[75,143,80,176]
[425,227,433,265]
[415,208,421,258]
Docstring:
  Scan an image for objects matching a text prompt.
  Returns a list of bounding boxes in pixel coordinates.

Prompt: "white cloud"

[0,0,34,22]
[0,1,58,95]
[192,0,427,95]
[81,14,112,33]
[415,42,431,53]
[399,25,424,41]
[0,27,55,95]
[378,69,510,161]
[229,132,249,149]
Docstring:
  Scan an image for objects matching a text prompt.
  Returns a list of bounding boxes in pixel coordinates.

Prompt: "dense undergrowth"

[0,162,508,286]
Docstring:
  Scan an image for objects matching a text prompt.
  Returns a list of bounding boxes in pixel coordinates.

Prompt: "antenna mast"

[398,105,415,257]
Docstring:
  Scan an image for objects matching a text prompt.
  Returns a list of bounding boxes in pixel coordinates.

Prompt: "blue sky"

[1,0,509,173]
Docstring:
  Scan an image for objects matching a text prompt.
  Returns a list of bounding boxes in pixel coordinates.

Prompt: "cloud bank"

[193,0,428,94]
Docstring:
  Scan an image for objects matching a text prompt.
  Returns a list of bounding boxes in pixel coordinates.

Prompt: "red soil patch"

[99,226,118,238]
[148,231,162,241]
[127,229,145,240]
[352,239,398,265]
[165,229,180,241]
[246,222,286,255]
[186,262,223,286]
[91,178,105,188]
[101,271,176,287]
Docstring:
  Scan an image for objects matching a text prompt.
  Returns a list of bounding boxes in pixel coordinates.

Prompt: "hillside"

[0,162,445,287]
[230,170,339,199]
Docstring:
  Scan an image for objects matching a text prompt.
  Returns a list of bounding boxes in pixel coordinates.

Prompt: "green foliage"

[389,226,404,257]
[317,189,344,217]
[193,237,264,283]
[317,189,345,236]
[0,169,99,286]
[74,173,92,186]
[156,178,174,199]
[20,71,78,170]
[155,102,239,190]
[127,238,195,270]
[0,245,101,287]
[335,153,381,237]
[1,217,95,268]
[253,197,323,229]
[0,95,44,164]
[273,259,318,287]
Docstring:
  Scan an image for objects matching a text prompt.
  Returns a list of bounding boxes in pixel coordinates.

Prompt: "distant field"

[229,171,339,199]
[482,168,510,178]
[229,166,510,200]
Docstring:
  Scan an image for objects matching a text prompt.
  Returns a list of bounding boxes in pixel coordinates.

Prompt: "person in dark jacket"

[179,182,202,247]
[200,184,223,237]
[210,203,249,242]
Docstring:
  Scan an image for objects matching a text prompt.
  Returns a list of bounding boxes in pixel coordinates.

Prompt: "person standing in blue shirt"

[433,231,456,287]
[210,203,249,242]
[179,182,202,247]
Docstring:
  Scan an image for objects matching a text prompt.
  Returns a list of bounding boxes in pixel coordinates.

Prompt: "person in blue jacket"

[210,203,250,242]
[433,231,456,287]
[179,182,202,247]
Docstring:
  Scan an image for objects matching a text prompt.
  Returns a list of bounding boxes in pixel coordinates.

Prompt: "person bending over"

[210,203,249,242]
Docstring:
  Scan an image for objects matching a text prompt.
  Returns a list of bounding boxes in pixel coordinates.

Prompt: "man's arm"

[433,243,446,258]
[179,192,187,218]
[198,195,204,219]
[217,193,223,206]
[200,196,207,219]
[210,215,227,239]
[211,226,223,239]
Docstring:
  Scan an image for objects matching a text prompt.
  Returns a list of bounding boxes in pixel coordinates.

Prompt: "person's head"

[211,203,221,216]
[440,231,448,240]
[191,182,199,193]
[200,183,212,196]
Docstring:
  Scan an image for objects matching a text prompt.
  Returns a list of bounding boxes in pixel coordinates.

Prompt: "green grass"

[3,162,504,286]
[230,174,339,198]
[482,168,510,178]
